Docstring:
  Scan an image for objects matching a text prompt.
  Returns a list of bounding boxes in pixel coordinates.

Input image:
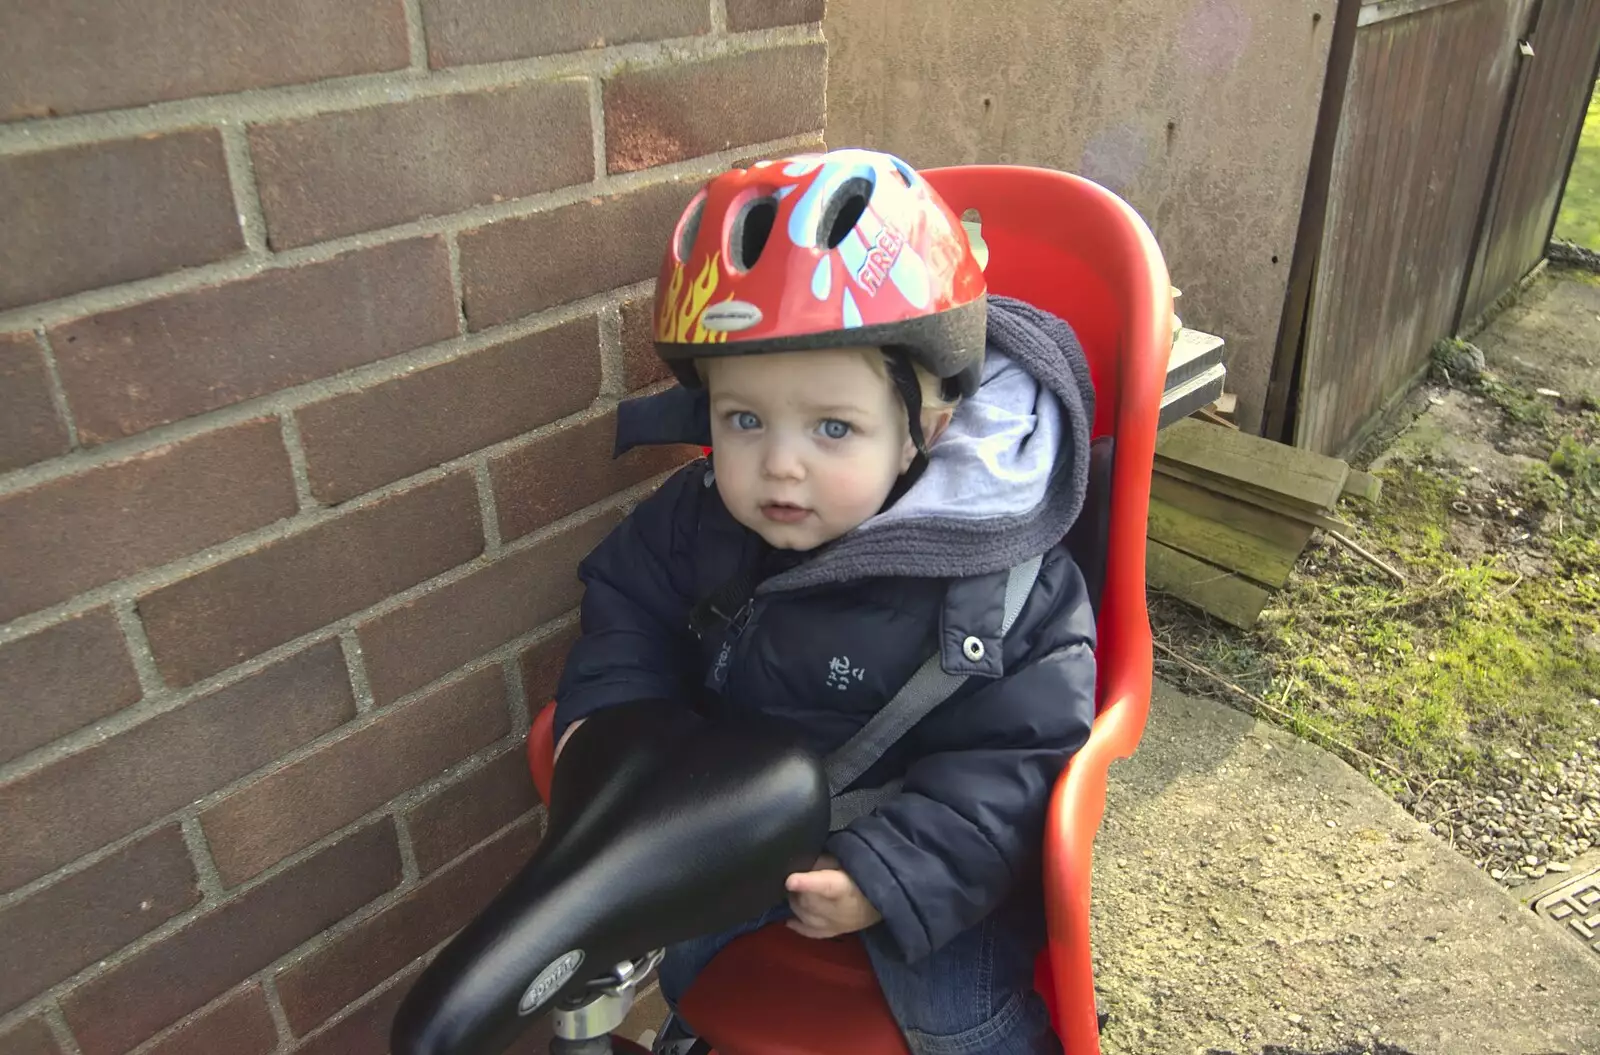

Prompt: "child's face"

[705,348,918,551]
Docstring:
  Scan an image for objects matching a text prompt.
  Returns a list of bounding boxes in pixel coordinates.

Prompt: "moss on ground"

[1267,459,1599,787]
[1154,384,1600,796]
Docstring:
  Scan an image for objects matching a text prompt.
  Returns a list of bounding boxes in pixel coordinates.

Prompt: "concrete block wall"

[824,0,1335,433]
[0,2,826,1053]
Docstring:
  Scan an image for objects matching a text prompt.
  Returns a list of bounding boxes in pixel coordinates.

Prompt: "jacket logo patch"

[827,655,866,691]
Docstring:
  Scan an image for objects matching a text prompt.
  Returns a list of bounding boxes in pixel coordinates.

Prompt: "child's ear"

[900,408,955,473]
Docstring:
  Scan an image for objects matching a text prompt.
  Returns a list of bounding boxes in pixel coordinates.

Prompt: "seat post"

[549,949,663,1052]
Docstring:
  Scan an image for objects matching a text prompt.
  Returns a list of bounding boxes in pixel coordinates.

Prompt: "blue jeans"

[658,900,1061,1055]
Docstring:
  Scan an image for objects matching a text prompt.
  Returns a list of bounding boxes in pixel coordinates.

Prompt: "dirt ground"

[1376,269,1600,469]
[1467,270,1600,407]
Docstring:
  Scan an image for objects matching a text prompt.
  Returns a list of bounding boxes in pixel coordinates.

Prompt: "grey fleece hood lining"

[863,351,1064,530]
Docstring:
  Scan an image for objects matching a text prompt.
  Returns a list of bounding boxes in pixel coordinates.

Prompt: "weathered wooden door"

[1459,0,1600,325]
[1272,0,1600,456]
[1294,0,1530,455]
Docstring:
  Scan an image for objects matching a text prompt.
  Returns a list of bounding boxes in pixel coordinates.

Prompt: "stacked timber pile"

[1160,326,1227,427]
[1146,418,1383,628]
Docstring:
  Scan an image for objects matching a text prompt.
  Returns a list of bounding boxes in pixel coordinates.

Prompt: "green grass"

[1555,81,1600,249]
[1258,461,1600,784]
[1154,397,1600,791]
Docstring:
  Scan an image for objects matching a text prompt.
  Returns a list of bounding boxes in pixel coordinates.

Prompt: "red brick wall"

[0,3,826,1052]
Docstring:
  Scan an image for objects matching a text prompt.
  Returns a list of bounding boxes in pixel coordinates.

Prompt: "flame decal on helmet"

[657,253,729,345]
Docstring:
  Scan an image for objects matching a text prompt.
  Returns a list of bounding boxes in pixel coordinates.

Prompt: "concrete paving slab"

[1090,683,1600,1055]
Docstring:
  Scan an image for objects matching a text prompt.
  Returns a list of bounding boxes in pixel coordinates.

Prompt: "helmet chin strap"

[876,349,934,513]
[883,348,928,455]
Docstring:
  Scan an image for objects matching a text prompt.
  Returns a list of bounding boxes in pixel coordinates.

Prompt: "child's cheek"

[828,468,890,521]
[712,449,759,514]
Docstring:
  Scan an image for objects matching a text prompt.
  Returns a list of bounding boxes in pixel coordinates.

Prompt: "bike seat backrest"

[392,703,830,1055]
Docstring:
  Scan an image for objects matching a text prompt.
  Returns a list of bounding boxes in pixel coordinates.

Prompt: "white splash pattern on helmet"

[811,257,831,300]
[890,245,931,309]
[842,289,863,329]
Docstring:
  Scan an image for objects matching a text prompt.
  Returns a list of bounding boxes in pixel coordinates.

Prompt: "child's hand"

[785,854,882,939]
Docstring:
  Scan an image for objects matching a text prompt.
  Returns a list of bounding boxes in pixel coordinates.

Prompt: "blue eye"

[819,419,852,440]
[730,411,761,431]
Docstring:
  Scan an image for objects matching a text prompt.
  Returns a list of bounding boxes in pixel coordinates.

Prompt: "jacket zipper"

[706,597,760,693]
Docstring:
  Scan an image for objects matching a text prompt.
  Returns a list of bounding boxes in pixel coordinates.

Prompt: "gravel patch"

[1405,731,1600,888]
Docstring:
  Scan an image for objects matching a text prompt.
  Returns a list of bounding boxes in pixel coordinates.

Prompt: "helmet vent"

[677,196,707,262]
[730,197,778,272]
[820,177,873,249]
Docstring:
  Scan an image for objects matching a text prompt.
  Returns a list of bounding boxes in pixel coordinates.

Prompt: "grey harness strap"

[824,554,1044,831]
[828,781,906,830]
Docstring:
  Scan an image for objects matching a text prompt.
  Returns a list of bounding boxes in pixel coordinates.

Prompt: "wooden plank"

[1150,471,1318,554]
[1167,328,1227,387]
[1359,0,1472,29]
[1300,20,1391,453]
[1342,469,1383,503]
[1153,461,1354,534]
[1147,496,1305,588]
[1264,0,1363,443]
[1196,407,1240,431]
[1146,540,1271,629]
[1156,418,1351,512]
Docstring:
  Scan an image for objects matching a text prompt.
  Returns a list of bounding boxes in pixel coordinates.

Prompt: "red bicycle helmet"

[653,149,988,398]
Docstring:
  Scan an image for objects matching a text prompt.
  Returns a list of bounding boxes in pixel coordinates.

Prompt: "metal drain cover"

[1531,865,1600,955]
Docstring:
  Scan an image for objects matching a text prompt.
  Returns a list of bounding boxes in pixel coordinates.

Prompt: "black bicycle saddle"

[391,701,831,1055]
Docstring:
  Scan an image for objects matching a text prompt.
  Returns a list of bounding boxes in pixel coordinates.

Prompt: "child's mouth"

[760,502,811,524]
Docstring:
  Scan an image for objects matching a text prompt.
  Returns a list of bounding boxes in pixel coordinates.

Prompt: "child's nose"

[761,437,805,480]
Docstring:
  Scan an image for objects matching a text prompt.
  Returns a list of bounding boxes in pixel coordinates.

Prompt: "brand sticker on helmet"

[855,224,906,296]
[699,301,764,333]
[518,949,584,1016]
